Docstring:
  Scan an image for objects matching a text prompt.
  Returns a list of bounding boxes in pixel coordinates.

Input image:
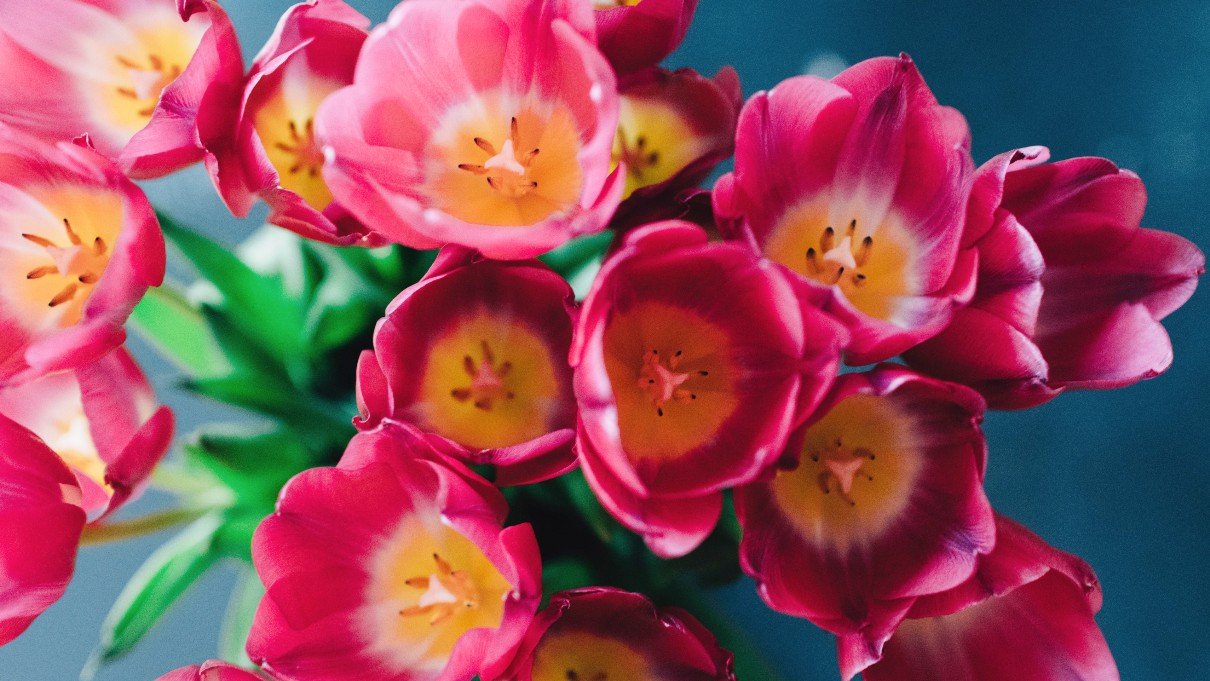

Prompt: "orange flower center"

[272,118,324,180]
[22,218,110,310]
[531,633,652,681]
[636,348,711,417]
[808,436,876,507]
[449,340,516,412]
[398,552,483,627]
[458,116,542,200]
[113,52,182,120]
[593,0,643,7]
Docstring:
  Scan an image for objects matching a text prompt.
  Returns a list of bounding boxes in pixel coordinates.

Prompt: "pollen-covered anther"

[114,53,182,118]
[810,437,876,507]
[458,116,541,198]
[805,219,874,287]
[274,119,325,177]
[565,670,609,681]
[450,340,516,411]
[22,218,110,308]
[399,552,482,626]
[638,349,702,416]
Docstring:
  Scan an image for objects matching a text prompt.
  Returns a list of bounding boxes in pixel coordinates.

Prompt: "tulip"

[359,247,577,486]
[204,0,376,245]
[0,413,86,646]
[247,424,542,681]
[316,0,622,259]
[572,221,848,557]
[844,515,1119,681]
[593,0,698,75]
[736,365,994,661]
[156,661,268,680]
[608,66,741,230]
[0,348,174,519]
[905,148,1204,408]
[0,126,165,386]
[505,587,734,680]
[0,0,243,179]
[714,55,977,363]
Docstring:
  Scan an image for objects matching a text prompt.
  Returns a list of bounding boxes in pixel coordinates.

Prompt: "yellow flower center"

[424,96,584,226]
[613,97,711,199]
[95,15,204,138]
[415,311,565,450]
[771,395,924,550]
[603,303,737,460]
[252,71,347,211]
[531,633,653,681]
[765,198,917,322]
[593,0,643,8]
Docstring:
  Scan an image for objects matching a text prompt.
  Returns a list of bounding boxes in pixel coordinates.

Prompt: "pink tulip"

[714,55,977,363]
[906,148,1204,408]
[0,126,165,385]
[594,0,698,75]
[504,587,735,680]
[0,348,174,519]
[572,221,848,558]
[0,0,244,179]
[156,661,268,680]
[358,247,577,486]
[0,413,86,646]
[203,0,377,245]
[316,0,622,259]
[247,423,542,681]
[609,66,741,230]
[736,365,994,662]
[844,515,1119,681]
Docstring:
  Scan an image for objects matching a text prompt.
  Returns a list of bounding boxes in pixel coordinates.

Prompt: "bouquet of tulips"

[0,0,1202,679]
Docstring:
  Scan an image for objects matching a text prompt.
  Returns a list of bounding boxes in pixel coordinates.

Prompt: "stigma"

[810,436,875,507]
[638,349,707,417]
[450,340,516,411]
[804,219,874,288]
[458,117,541,198]
[398,553,482,627]
[23,218,109,308]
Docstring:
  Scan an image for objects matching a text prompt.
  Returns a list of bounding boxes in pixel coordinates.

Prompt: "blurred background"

[2,0,1208,679]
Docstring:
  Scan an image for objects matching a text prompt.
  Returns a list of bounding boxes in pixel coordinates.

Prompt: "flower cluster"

[0,0,1202,680]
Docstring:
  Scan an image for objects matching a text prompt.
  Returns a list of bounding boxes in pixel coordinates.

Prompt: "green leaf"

[219,565,265,667]
[157,212,306,365]
[541,559,595,602]
[557,471,619,545]
[181,425,313,506]
[128,284,229,378]
[539,231,613,276]
[94,514,224,664]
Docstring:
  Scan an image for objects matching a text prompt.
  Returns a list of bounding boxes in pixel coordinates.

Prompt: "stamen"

[398,552,482,626]
[48,283,78,308]
[856,236,873,267]
[821,226,836,252]
[22,233,57,248]
[451,341,513,411]
[810,440,877,507]
[26,266,55,280]
[473,137,496,154]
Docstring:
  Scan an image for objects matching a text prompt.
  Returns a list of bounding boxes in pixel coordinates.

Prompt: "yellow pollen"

[449,340,516,412]
[273,119,325,178]
[398,553,483,627]
[114,53,182,119]
[22,218,110,309]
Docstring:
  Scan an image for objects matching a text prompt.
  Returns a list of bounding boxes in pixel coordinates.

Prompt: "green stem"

[80,506,216,546]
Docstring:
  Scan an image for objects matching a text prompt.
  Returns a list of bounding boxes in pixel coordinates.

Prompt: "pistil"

[810,436,875,507]
[458,116,541,198]
[274,119,325,177]
[638,349,706,417]
[450,340,515,411]
[399,553,482,626]
[616,129,660,182]
[804,219,874,288]
[115,53,182,118]
[22,218,110,308]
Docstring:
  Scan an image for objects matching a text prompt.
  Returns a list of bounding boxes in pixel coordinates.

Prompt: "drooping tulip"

[204,0,376,245]
[0,413,86,646]
[317,0,623,259]
[714,55,977,363]
[736,365,994,661]
[844,515,1119,681]
[572,221,848,557]
[505,587,735,681]
[0,0,243,178]
[0,347,174,519]
[358,247,577,486]
[593,0,698,75]
[0,126,165,386]
[248,424,542,681]
[905,148,1204,408]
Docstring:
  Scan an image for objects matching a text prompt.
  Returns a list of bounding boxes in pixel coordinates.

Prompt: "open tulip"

[608,66,741,230]
[736,365,994,661]
[0,413,86,646]
[714,55,977,363]
[0,347,174,519]
[358,246,577,486]
[204,0,375,245]
[905,148,1204,408]
[844,515,1119,681]
[593,0,698,75]
[316,0,622,259]
[0,126,165,386]
[248,423,541,681]
[504,587,735,681]
[0,0,243,179]
[156,661,268,681]
[572,221,848,558]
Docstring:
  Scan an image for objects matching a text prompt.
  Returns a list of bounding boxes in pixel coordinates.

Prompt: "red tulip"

[572,221,847,557]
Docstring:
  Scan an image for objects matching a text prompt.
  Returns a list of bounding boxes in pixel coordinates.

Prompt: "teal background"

[1,1,1206,679]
